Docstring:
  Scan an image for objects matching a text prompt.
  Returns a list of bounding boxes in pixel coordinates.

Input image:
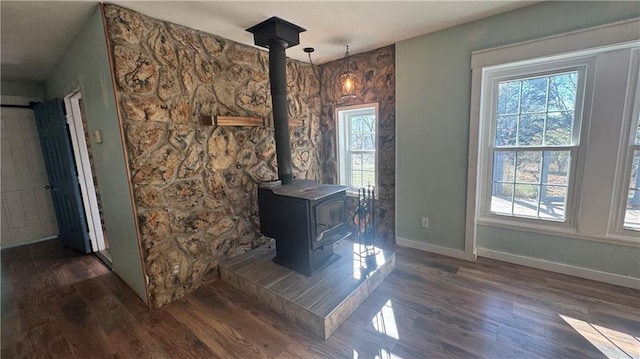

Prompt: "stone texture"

[207,127,236,171]
[113,45,158,94]
[121,96,169,123]
[178,143,204,179]
[133,144,184,184]
[320,45,396,241]
[104,5,150,45]
[139,210,170,236]
[170,210,220,233]
[105,4,327,308]
[135,186,164,208]
[170,97,192,124]
[149,26,178,69]
[157,68,179,101]
[164,179,205,210]
[126,123,165,158]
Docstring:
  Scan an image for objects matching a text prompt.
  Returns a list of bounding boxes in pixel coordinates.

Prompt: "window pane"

[624,150,640,230]
[497,81,520,115]
[543,151,570,185]
[548,72,578,111]
[518,114,545,146]
[362,171,375,187]
[635,115,640,145]
[521,77,548,113]
[351,134,363,150]
[516,151,542,184]
[495,115,517,147]
[539,185,567,221]
[362,133,375,151]
[490,183,514,215]
[351,170,363,187]
[351,153,362,171]
[513,184,539,217]
[493,151,515,182]
[545,111,574,146]
[624,190,640,230]
[351,116,363,134]
[362,153,375,171]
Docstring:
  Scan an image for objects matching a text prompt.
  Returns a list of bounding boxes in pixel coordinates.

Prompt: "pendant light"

[339,45,357,100]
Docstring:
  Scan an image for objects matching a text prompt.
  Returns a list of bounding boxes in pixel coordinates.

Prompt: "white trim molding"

[471,18,640,69]
[396,237,477,261]
[477,248,640,290]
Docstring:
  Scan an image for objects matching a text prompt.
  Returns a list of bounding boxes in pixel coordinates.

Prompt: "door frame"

[64,90,105,252]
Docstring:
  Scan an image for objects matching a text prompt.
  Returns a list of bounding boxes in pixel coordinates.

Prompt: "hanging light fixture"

[339,45,357,100]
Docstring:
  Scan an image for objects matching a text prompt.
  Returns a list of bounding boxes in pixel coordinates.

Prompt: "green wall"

[45,7,147,302]
[396,2,640,277]
[1,81,44,98]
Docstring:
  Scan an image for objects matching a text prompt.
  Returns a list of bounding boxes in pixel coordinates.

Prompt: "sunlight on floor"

[353,348,403,359]
[352,242,387,280]
[560,314,640,359]
[351,300,403,358]
[372,300,400,340]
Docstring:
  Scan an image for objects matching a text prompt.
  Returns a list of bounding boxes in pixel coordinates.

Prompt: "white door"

[1,105,58,248]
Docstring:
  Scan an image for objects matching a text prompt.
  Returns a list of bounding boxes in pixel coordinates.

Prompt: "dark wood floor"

[2,239,639,358]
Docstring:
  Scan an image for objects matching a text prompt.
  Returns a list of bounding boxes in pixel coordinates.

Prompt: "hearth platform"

[219,239,395,339]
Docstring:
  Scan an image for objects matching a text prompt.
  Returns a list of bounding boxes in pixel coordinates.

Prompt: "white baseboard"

[477,248,640,290]
[396,237,477,261]
[1,235,57,250]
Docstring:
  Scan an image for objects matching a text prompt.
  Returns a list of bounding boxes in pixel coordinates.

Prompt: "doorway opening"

[64,90,111,267]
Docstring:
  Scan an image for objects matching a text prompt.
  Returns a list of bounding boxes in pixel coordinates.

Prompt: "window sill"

[477,216,640,247]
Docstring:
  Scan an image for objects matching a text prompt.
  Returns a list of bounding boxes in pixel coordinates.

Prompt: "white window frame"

[335,103,379,195]
[478,56,595,231]
[465,18,640,254]
[609,48,640,236]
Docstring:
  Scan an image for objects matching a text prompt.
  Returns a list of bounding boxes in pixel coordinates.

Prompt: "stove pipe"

[247,17,306,185]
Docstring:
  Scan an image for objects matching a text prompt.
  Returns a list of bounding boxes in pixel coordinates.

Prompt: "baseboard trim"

[477,248,640,290]
[1,236,57,250]
[396,237,477,261]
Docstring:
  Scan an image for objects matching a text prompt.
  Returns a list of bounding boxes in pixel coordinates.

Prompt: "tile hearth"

[219,239,395,339]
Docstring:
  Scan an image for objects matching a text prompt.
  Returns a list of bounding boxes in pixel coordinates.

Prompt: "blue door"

[33,98,91,253]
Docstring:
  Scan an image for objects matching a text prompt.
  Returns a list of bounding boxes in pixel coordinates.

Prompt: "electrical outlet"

[421,217,429,228]
[172,263,180,276]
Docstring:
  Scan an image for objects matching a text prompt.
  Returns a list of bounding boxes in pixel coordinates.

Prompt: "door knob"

[44,185,51,189]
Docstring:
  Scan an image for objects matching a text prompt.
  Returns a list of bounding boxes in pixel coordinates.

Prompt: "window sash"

[483,62,589,225]
[488,147,577,221]
[336,103,378,192]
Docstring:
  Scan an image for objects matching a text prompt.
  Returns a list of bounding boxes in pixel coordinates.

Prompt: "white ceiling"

[1,1,536,84]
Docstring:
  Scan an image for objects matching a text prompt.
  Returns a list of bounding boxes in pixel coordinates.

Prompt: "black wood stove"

[258,180,351,275]
[247,18,351,276]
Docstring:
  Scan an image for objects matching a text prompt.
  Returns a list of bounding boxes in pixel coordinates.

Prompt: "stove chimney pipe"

[247,17,306,185]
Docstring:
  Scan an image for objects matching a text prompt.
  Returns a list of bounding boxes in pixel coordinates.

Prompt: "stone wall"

[103,5,322,307]
[319,46,396,241]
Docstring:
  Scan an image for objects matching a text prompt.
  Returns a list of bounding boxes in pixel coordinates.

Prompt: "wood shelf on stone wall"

[264,117,304,127]
[201,115,303,127]
[200,115,265,126]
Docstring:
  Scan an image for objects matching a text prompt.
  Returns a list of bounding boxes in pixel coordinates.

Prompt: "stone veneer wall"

[319,46,396,241]
[103,5,322,307]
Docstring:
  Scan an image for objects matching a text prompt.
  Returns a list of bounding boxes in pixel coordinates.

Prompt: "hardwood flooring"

[2,238,639,358]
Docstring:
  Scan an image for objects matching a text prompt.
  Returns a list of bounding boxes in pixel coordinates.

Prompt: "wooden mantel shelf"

[200,115,303,127]
[200,115,265,127]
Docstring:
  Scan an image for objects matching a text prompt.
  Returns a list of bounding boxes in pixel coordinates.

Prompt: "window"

[620,50,640,232]
[486,64,586,223]
[336,103,378,191]
[624,119,640,230]
[467,21,640,247]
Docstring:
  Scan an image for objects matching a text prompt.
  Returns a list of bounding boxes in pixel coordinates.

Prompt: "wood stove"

[258,180,351,275]
[247,18,351,275]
